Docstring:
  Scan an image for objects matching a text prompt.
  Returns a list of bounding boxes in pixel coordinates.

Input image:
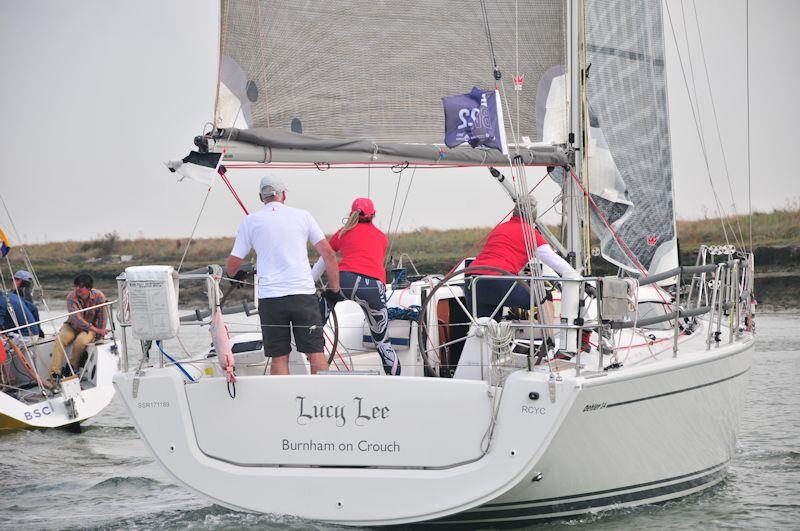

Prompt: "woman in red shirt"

[466,194,576,319]
[312,198,399,375]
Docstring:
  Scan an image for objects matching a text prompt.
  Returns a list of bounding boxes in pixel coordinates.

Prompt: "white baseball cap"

[259,174,287,197]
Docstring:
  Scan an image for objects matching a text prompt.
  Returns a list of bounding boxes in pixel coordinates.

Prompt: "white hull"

[1,339,119,430]
[442,336,751,524]
[113,325,752,525]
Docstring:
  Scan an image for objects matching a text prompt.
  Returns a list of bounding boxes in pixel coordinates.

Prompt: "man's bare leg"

[270,355,290,375]
[307,352,328,374]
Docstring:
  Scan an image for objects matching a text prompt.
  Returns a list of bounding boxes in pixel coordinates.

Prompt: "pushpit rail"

[116,268,219,372]
[462,254,753,378]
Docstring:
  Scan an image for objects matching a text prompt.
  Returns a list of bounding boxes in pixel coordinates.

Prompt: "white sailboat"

[0,325,120,431]
[112,0,755,525]
[0,256,120,431]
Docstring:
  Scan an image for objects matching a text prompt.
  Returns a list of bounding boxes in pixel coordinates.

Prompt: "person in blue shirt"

[0,270,41,337]
[12,270,39,320]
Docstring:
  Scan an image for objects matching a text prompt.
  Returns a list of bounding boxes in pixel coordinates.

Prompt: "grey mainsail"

[209,0,678,275]
[213,0,567,164]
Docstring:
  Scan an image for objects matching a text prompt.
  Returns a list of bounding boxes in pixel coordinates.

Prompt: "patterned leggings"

[340,271,400,375]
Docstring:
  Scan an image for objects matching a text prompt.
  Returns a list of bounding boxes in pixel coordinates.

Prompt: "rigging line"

[681,0,706,148]
[746,0,752,252]
[0,197,40,289]
[670,3,745,253]
[515,0,520,141]
[0,193,58,333]
[512,161,552,351]
[573,166,671,312]
[568,169,647,273]
[480,0,499,76]
[692,0,747,252]
[177,112,242,273]
[385,166,405,265]
[178,186,214,273]
[218,168,249,214]
[512,158,548,343]
[0,194,39,284]
[664,1,734,248]
[580,0,591,275]
[386,165,417,264]
[530,172,550,192]
[498,81,521,152]
[514,162,535,259]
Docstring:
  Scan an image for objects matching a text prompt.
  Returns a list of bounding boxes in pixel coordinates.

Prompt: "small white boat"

[1,308,120,431]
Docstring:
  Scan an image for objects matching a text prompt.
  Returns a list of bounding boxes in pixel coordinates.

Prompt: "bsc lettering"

[24,406,53,421]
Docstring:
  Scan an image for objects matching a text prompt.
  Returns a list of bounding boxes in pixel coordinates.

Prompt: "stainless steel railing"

[115,270,219,372]
[463,252,754,379]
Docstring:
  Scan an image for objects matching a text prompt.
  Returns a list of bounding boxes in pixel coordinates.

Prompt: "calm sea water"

[1,312,798,530]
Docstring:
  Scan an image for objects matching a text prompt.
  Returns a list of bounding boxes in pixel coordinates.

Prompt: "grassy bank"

[2,207,797,307]
[677,205,799,248]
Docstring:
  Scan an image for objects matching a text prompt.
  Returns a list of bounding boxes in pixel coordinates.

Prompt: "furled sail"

[210,0,569,165]
[582,0,678,275]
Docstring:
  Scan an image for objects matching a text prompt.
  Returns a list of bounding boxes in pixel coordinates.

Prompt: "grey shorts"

[258,294,324,356]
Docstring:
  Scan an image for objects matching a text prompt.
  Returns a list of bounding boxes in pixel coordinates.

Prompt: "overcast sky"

[1,0,797,244]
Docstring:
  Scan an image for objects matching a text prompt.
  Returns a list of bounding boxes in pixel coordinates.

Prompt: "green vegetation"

[1,207,797,297]
[677,202,800,249]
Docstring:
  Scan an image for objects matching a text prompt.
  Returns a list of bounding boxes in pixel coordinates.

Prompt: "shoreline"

[5,212,798,310]
[28,244,799,311]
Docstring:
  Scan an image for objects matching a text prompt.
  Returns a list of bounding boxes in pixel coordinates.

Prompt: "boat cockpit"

[114,247,754,388]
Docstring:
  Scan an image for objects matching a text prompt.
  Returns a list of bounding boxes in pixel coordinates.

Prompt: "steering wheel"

[416,265,534,377]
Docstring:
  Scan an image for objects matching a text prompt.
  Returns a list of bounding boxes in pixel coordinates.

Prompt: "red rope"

[322,329,350,372]
[567,169,647,273]
[218,168,249,215]
[567,169,676,313]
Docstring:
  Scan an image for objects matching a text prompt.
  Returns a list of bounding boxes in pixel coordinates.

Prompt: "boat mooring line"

[605,367,750,408]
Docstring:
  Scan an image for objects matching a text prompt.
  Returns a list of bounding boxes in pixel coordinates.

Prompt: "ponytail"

[339,210,361,237]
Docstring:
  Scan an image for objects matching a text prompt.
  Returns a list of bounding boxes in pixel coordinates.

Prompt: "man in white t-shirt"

[226,175,341,375]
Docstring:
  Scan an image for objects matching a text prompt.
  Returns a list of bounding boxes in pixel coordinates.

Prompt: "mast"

[565,0,586,273]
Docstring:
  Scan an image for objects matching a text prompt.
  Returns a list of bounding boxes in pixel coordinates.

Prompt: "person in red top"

[466,194,577,319]
[312,198,400,375]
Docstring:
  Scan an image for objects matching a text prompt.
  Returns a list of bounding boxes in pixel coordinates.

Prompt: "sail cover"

[582,0,678,275]
[215,0,566,158]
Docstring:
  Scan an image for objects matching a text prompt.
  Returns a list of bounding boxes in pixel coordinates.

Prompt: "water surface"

[1,313,797,530]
